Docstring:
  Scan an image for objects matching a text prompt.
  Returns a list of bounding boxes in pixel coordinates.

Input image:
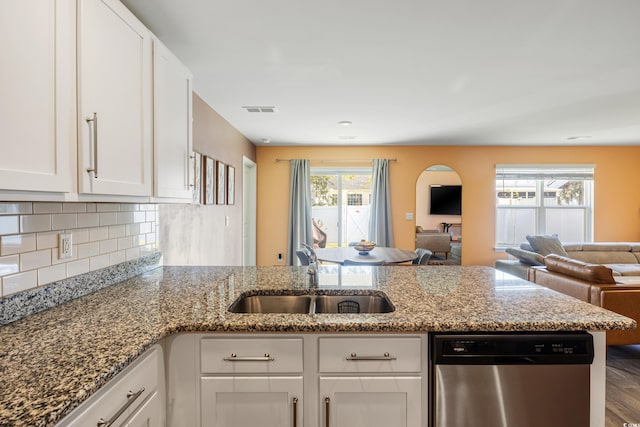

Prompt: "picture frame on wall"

[192,152,202,204]
[204,156,215,205]
[216,160,226,205]
[227,165,235,205]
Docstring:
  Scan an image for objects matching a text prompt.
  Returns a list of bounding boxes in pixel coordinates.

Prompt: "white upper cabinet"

[0,0,76,193]
[153,38,194,200]
[77,0,152,197]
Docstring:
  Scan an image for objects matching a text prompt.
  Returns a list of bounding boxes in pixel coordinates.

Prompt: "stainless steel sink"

[313,294,394,314]
[227,295,313,314]
[228,291,395,314]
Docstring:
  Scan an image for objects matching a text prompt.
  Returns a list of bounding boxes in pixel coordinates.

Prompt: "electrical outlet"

[59,233,72,259]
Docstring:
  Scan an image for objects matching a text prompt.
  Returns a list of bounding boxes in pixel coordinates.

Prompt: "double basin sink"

[228,290,395,314]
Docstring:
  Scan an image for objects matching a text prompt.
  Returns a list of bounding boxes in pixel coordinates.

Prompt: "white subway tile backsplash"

[62,203,87,213]
[0,255,19,277]
[117,236,133,250]
[0,202,32,215]
[1,234,37,256]
[2,270,38,296]
[99,212,118,226]
[110,250,126,265]
[139,222,152,234]
[99,239,118,254]
[52,214,77,230]
[33,202,63,214]
[66,258,90,277]
[0,216,19,235]
[133,211,146,223]
[0,202,159,298]
[20,249,52,271]
[89,227,109,242]
[20,215,52,233]
[77,213,100,228]
[90,254,110,271]
[97,203,120,212]
[126,246,140,260]
[117,211,133,225]
[77,241,100,259]
[126,223,140,236]
[69,228,89,244]
[36,231,59,250]
[38,264,66,286]
[109,225,126,239]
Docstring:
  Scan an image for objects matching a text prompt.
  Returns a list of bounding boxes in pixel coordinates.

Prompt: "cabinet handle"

[292,397,298,427]
[222,353,275,362]
[346,352,397,361]
[324,397,330,427]
[86,112,99,178]
[96,387,145,427]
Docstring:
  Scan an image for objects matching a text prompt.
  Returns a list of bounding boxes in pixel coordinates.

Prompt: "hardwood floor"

[606,345,640,427]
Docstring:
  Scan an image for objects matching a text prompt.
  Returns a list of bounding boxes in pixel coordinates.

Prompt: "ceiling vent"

[242,106,277,113]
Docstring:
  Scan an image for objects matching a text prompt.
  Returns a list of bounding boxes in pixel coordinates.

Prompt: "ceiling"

[121,0,640,147]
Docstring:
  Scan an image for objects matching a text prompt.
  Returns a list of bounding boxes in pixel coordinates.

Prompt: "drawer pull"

[96,387,145,427]
[223,353,275,362]
[292,397,298,427]
[325,397,330,427]
[346,352,397,361]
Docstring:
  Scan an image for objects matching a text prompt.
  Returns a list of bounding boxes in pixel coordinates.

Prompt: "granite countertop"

[0,264,635,426]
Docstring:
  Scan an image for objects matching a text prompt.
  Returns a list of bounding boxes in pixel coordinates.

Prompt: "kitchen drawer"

[201,337,303,374]
[58,346,160,427]
[319,337,421,373]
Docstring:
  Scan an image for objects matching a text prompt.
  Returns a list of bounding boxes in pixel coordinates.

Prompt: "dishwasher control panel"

[432,332,594,365]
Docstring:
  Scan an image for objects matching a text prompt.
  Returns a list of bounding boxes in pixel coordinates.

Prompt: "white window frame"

[495,164,594,248]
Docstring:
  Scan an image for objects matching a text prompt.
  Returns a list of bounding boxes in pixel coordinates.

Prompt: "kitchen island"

[0,264,635,426]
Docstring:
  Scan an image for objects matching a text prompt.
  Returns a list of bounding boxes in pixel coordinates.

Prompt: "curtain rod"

[275,158,397,163]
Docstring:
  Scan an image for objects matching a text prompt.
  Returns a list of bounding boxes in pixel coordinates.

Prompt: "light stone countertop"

[0,265,635,426]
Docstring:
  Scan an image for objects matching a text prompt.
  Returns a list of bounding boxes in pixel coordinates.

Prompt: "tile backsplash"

[0,202,159,297]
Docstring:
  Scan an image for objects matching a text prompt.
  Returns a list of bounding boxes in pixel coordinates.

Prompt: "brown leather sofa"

[528,254,639,346]
[415,231,451,258]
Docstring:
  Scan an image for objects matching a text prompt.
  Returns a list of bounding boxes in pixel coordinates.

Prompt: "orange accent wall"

[256,145,640,266]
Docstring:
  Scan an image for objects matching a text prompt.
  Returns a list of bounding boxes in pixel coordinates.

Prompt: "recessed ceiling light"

[566,135,592,140]
[261,138,271,144]
[337,120,352,126]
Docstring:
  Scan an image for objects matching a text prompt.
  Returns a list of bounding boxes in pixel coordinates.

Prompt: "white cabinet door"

[153,38,193,200]
[201,376,303,427]
[124,391,163,427]
[319,376,422,427]
[78,0,152,196]
[0,0,75,193]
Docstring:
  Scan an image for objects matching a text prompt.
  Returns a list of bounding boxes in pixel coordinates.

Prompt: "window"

[311,168,372,247]
[495,165,594,247]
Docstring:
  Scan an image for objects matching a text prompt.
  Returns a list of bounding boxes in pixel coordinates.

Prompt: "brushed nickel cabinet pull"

[222,353,275,362]
[292,397,298,427]
[346,352,397,361]
[86,112,98,178]
[324,397,330,427]
[96,387,145,427]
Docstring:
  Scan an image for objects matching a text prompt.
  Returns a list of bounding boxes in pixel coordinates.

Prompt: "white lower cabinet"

[201,377,303,427]
[189,334,426,427]
[319,377,422,427]
[57,345,165,427]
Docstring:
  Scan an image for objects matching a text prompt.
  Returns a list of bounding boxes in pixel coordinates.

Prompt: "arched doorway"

[415,165,462,264]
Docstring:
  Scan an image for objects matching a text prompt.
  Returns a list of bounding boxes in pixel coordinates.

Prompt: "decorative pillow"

[544,254,615,284]
[526,234,569,257]
[505,247,545,266]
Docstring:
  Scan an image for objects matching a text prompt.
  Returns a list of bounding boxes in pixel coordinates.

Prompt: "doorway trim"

[242,156,257,266]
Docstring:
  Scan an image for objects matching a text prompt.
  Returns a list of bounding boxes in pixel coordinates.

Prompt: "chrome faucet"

[301,243,319,287]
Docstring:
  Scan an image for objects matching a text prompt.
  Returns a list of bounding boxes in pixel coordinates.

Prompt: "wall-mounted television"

[429,185,462,215]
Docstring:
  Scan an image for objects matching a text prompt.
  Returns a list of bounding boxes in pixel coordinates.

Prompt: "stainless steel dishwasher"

[429,332,594,427]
